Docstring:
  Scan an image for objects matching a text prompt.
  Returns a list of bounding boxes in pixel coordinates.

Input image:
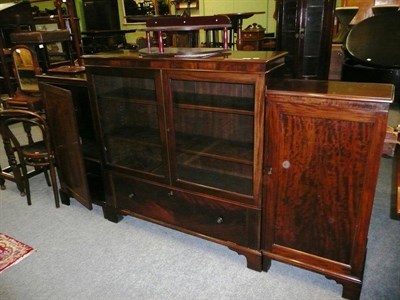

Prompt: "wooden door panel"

[266,101,385,265]
[40,82,92,209]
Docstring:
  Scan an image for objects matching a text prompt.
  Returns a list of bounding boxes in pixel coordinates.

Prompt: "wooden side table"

[217,12,265,50]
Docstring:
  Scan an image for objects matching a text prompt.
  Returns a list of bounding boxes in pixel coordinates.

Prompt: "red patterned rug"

[0,233,34,273]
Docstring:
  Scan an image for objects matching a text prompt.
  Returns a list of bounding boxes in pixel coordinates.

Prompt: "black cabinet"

[83,0,120,31]
[276,0,336,79]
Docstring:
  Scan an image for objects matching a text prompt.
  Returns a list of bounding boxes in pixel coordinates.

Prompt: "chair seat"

[3,90,43,111]
[21,140,48,159]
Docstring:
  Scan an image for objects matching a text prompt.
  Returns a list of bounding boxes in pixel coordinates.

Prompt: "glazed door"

[90,68,169,183]
[300,0,335,79]
[164,70,265,206]
[277,0,301,78]
[40,82,92,209]
[277,0,336,79]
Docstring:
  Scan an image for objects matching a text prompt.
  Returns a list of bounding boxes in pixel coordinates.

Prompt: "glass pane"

[171,79,254,196]
[302,4,324,77]
[94,73,166,176]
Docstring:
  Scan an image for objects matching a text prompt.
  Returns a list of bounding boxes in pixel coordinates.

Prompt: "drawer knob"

[168,191,174,197]
[216,216,224,224]
[128,193,135,199]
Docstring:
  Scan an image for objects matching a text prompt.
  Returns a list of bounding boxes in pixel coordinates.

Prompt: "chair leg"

[43,169,51,186]
[25,179,31,205]
[0,178,5,190]
[0,166,5,190]
[20,165,31,206]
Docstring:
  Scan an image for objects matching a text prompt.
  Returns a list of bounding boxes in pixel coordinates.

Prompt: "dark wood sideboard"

[39,50,394,300]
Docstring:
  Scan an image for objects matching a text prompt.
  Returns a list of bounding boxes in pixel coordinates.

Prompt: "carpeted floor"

[0,106,399,300]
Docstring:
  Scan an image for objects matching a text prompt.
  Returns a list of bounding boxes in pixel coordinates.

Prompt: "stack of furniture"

[10,30,74,73]
[26,0,83,67]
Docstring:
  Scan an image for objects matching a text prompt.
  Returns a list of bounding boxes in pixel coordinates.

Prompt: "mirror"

[123,0,171,19]
[12,46,40,93]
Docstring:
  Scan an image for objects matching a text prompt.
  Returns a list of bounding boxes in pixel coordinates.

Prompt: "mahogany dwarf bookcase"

[39,50,393,300]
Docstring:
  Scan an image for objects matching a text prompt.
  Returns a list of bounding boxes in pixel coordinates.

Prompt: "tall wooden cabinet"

[263,79,394,300]
[276,0,336,79]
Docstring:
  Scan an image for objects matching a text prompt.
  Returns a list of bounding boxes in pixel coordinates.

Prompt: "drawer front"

[112,173,260,249]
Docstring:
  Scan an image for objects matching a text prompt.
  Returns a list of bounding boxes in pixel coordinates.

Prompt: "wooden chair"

[0,109,60,207]
[0,45,48,195]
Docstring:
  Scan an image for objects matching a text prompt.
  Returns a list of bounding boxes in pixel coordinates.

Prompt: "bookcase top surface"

[82,49,287,73]
[267,78,394,103]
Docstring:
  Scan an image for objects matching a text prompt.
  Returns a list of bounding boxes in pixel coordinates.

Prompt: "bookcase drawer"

[112,173,260,248]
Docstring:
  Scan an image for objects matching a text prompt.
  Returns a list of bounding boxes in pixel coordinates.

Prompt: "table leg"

[236,19,244,50]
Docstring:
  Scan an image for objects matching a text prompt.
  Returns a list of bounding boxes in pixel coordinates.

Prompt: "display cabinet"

[84,50,286,270]
[276,0,336,79]
[263,79,394,300]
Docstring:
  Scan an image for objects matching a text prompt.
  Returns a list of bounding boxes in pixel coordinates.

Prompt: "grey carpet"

[0,112,399,300]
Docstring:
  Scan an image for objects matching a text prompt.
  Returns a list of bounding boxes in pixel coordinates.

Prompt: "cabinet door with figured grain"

[262,83,391,299]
